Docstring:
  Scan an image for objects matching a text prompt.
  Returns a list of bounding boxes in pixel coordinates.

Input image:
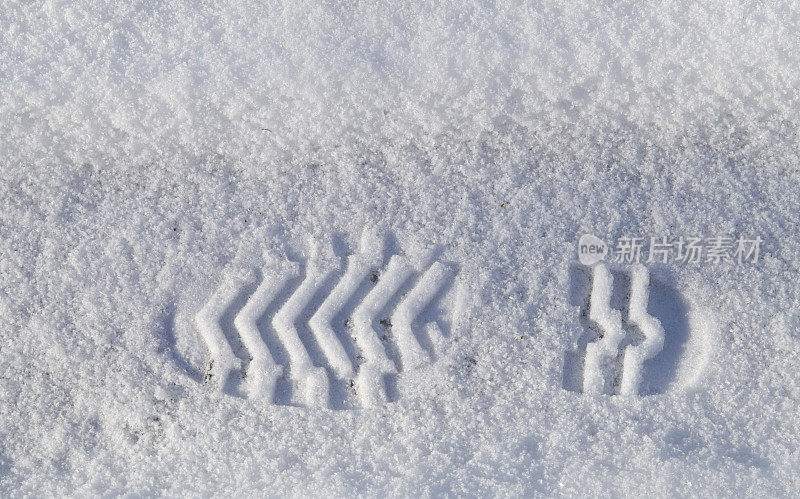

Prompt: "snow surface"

[1,0,800,495]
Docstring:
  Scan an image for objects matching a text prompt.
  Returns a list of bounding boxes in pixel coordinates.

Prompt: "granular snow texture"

[1,0,799,496]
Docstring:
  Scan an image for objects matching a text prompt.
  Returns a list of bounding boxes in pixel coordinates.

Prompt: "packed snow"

[1,0,799,495]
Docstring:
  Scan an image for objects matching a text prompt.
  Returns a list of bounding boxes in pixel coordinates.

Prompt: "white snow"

[621,264,665,396]
[1,0,799,495]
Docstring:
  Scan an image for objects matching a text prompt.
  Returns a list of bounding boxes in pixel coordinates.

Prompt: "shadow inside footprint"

[562,264,595,392]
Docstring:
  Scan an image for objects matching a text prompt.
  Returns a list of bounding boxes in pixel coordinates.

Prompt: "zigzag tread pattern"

[194,230,459,408]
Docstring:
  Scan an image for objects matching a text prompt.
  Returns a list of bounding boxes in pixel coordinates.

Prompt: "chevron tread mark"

[233,261,299,399]
[195,275,250,389]
[190,231,460,408]
[272,256,336,407]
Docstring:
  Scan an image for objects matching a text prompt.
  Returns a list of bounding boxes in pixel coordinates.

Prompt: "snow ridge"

[582,263,626,394]
[192,230,458,408]
[620,265,666,396]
